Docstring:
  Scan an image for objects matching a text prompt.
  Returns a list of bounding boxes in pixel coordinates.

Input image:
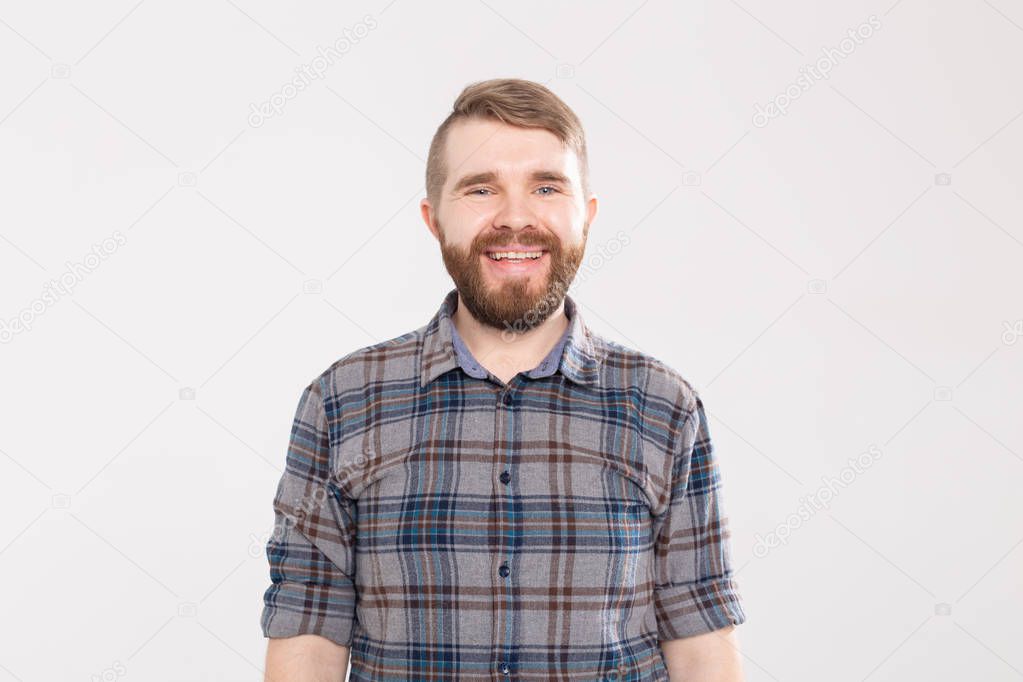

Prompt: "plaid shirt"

[261,288,746,681]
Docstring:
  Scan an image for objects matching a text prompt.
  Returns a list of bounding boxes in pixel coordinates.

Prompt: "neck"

[452,295,570,384]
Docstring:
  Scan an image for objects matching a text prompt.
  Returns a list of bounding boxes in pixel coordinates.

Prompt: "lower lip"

[482,251,548,275]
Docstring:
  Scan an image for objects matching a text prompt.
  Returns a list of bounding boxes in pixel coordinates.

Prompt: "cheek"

[442,207,491,245]
[541,199,581,223]
[541,204,585,240]
[452,201,496,229]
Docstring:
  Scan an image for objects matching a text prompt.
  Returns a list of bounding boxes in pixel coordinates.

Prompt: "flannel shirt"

[261,287,746,681]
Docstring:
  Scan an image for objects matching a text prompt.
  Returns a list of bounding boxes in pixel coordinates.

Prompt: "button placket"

[494,380,519,678]
[497,387,514,488]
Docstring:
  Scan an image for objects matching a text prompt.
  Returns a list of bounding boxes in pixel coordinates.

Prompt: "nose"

[493,190,538,232]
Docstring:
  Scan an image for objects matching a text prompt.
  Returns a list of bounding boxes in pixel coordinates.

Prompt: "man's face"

[422,118,598,332]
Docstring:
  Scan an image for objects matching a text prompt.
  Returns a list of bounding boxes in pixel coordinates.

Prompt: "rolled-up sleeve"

[652,392,746,641]
[260,377,357,646]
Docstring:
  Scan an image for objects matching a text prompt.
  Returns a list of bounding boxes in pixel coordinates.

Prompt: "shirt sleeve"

[260,377,358,646]
[652,392,746,640]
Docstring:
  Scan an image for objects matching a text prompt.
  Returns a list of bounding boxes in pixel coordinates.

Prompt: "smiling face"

[422,117,598,331]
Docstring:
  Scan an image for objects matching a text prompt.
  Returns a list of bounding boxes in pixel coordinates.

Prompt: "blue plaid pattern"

[261,288,746,680]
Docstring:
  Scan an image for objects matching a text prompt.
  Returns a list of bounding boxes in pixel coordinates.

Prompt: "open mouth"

[480,248,549,275]
[479,242,551,277]
[482,248,548,265]
[484,249,547,263]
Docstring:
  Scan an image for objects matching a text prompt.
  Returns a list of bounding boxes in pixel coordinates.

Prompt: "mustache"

[472,234,559,252]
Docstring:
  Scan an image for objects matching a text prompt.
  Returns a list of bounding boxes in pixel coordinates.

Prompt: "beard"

[438,222,588,333]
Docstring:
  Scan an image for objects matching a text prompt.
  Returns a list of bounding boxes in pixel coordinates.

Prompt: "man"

[261,78,746,681]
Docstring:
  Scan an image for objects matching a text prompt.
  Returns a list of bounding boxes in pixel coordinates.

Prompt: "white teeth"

[488,251,543,261]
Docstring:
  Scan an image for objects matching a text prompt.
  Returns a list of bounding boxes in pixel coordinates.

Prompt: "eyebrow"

[451,170,572,194]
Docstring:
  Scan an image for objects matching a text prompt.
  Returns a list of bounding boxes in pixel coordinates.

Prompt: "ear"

[584,193,598,231]
[420,198,441,242]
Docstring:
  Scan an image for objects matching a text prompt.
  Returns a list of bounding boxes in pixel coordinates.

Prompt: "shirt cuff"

[261,580,357,647]
[654,575,746,641]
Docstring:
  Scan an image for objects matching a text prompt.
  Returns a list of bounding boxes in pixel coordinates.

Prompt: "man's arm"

[265,635,350,682]
[661,625,745,681]
[260,378,358,680]
[652,390,747,678]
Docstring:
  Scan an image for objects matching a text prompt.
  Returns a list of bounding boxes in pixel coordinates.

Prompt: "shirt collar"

[419,288,601,388]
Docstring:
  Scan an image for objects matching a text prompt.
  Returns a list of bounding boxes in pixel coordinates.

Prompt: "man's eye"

[468,187,559,196]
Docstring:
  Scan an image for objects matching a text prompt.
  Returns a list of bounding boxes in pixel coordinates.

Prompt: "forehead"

[443,118,579,183]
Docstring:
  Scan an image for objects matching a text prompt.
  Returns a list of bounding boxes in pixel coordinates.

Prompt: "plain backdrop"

[1,1,1021,680]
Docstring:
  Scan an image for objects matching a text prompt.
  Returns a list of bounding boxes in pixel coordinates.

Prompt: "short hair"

[425,78,590,209]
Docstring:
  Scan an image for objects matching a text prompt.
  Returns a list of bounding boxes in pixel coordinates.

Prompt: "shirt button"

[498,563,510,577]
[499,661,510,675]
[499,470,510,484]
[502,392,513,406]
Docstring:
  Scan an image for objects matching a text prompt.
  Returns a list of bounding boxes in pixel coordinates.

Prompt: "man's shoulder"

[306,323,428,396]
[588,330,701,413]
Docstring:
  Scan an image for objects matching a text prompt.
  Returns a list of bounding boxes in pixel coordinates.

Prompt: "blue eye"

[468,186,559,196]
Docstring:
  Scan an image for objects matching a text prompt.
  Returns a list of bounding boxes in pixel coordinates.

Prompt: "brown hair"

[425,78,590,209]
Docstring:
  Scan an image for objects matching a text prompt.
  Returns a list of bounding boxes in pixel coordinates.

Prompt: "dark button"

[499,470,510,484]
[502,392,513,406]
[499,661,510,675]
[498,563,510,577]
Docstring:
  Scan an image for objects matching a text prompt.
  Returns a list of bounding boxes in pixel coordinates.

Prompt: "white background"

[1,1,1021,680]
